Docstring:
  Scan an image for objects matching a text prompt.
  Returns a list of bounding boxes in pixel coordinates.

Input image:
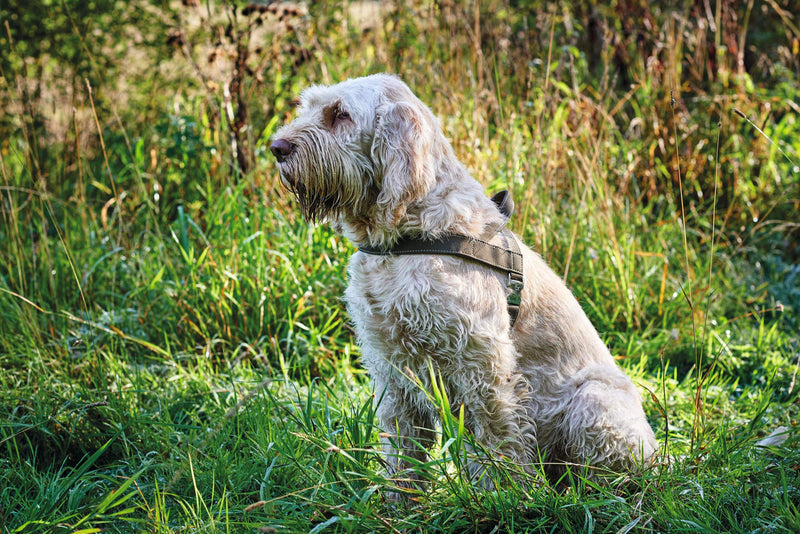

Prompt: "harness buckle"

[507,271,524,307]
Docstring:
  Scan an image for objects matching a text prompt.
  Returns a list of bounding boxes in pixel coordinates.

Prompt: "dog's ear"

[371,98,440,228]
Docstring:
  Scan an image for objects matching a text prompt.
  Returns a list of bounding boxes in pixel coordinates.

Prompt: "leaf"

[309,515,341,534]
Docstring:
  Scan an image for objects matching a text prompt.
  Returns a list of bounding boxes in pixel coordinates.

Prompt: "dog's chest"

[345,252,508,372]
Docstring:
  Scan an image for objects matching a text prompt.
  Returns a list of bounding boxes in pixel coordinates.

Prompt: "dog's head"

[271,74,446,229]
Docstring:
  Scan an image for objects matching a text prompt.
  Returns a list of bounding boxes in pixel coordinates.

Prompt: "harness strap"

[490,190,514,219]
[358,191,524,327]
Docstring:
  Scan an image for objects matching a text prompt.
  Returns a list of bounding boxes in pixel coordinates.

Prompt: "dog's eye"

[335,109,351,123]
[323,102,352,129]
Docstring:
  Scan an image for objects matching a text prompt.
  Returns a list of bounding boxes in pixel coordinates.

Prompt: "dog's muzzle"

[270,138,295,163]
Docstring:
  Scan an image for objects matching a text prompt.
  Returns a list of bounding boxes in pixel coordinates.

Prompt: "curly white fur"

[271,73,657,487]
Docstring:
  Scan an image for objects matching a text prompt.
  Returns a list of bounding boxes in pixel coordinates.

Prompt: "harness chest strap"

[357,191,524,327]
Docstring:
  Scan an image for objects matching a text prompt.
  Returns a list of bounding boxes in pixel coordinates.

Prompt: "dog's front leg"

[374,380,437,500]
[452,369,535,487]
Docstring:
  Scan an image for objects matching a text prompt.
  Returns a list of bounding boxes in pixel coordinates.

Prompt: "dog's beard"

[279,163,375,224]
[283,175,342,223]
[274,131,377,223]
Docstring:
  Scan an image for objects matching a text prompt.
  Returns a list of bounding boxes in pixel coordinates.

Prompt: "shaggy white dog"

[270,73,657,488]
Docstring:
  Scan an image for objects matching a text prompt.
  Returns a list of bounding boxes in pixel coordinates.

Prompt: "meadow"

[1,1,799,532]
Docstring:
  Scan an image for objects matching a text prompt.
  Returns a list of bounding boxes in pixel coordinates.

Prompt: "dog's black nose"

[270,139,295,163]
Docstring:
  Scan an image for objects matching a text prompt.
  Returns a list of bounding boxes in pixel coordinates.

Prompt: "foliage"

[1,0,799,531]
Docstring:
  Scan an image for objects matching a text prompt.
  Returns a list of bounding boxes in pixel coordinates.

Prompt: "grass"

[1,0,799,532]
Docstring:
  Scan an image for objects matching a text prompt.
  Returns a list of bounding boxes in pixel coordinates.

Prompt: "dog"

[270,73,657,489]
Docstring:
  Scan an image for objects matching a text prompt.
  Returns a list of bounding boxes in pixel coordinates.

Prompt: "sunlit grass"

[1,0,799,532]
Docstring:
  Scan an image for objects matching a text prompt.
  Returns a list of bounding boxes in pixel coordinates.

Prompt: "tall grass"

[1,0,799,532]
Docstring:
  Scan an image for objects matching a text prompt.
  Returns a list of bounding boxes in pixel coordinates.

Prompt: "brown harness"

[358,191,524,327]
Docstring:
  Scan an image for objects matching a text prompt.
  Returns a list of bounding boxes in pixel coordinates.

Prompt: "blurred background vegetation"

[2,0,797,376]
[1,0,799,531]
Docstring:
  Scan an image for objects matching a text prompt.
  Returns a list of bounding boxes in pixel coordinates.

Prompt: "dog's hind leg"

[560,364,657,474]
